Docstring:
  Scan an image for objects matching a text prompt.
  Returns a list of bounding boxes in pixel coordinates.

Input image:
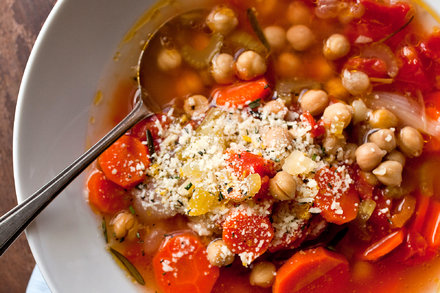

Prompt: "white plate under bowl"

[12,0,440,292]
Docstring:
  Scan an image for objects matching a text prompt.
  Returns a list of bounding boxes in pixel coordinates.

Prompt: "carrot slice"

[152,233,219,293]
[212,78,271,108]
[422,199,440,249]
[273,247,349,293]
[360,229,405,261]
[314,167,359,225]
[98,135,149,188]
[87,171,131,214]
[410,192,430,232]
[222,208,274,263]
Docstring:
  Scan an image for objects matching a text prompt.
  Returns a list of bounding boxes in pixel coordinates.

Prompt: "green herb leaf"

[110,247,145,285]
[102,218,108,244]
[146,129,155,159]
[129,205,136,215]
[248,98,261,109]
[247,8,271,53]
[184,182,193,190]
[378,15,414,43]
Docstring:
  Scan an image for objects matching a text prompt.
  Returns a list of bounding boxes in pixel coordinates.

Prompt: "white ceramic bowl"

[12,0,440,292]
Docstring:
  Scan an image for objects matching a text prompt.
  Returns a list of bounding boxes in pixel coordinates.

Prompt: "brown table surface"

[0,0,56,292]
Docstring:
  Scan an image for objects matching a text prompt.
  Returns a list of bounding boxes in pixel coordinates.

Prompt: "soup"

[87,0,440,292]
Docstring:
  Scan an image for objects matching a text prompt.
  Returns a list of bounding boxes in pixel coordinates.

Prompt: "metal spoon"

[0,10,194,256]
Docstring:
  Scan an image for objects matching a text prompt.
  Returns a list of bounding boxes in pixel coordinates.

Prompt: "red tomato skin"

[87,171,131,214]
[344,57,388,78]
[225,151,276,179]
[395,46,432,92]
[345,0,412,43]
[152,233,219,293]
[419,32,440,62]
[301,112,325,138]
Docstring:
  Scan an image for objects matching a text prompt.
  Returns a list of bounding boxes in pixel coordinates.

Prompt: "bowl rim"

[12,0,67,290]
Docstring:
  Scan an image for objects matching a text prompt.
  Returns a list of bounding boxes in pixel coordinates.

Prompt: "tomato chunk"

[273,247,349,293]
[344,57,388,78]
[222,208,274,263]
[98,135,149,188]
[225,150,276,179]
[153,233,219,293]
[301,112,325,138]
[345,0,412,43]
[87,171,131,214]
[212,78,272,108]
[314,167,359,225]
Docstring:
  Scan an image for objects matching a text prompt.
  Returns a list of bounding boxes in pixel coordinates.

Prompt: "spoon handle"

[0,99,151,256]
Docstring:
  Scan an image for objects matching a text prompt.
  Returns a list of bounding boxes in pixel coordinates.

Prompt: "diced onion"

[358,199,377,222]
[282,150,317,175]
[367,92,440,137]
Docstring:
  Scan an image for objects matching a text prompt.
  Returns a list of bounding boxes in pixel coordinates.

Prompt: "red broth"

[88,0,440,292]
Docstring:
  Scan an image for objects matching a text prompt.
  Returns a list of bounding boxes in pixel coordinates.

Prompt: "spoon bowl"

[0,8,206,256]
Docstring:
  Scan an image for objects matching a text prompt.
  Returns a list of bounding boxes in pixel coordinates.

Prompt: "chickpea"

[263,100,287,115]
[111,212,136,239]
[372,161,403,187]
[322,102,353,129]
[264,26,286,51]
[397,126,424,158]
[323,134,346,156]
[276,52,302,78]
[211,53,235,84]
[325,77,350,101]
[300,90,329,116]
[236,50,267,81]
[359,171,379,186]
[249,261,276,288]
[207,239,235,267]
[157,48,182,72]
[368,129,396,152]
[369,109,398,129]
[286,1,311,25]
[386,150,406,167]
[269,171,297,201]
[355,142,386,171]
[286,25,315,51]
[351,99,370,124]
[323,34,351,60]
[263,127,294,149]
[206,6,238,35]
[342,69,370,96]
[183,95,209,117]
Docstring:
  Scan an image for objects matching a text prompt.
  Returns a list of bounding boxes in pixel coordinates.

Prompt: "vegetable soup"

[87,0,440,292]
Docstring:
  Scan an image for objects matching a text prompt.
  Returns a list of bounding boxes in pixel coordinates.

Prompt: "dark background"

[0,0,56,291]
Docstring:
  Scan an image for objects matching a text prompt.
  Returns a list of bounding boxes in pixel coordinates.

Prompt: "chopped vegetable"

[153,233,219,293]
[87,171,130,214]
[225,150,276,178]
[360,229,405,261]
[273,247,349,293]
[181,33,223,69]
[98,135,150,188]
[422,200,440,249]
[367,92,440,138]
[222,209,274,264]
[212,78,272,108]
[314,167,359,225]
